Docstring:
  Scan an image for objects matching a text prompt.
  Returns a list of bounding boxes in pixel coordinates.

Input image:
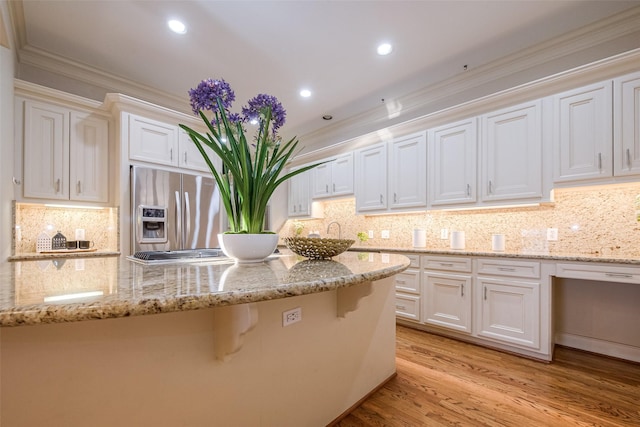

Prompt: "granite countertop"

[0,250,410,328]
[348,246,640,265]
[8,250,121,261]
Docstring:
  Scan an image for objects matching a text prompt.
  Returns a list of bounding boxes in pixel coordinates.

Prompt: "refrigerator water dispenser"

[137,205,169,244]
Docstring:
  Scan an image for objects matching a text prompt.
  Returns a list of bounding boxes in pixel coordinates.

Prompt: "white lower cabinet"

[476,276,540,350]
[394,254,421,321]
[397,254,551,360]
[423,272,472,333]
[421,255,473,334]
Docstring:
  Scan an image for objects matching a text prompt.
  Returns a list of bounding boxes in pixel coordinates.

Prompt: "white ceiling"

[10,0,640,139]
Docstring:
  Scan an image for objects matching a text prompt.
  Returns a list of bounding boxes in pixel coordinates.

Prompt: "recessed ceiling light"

[299,89,312,98]
[168,19,187,34]
[377,43,393,56]
[322,115,333,121]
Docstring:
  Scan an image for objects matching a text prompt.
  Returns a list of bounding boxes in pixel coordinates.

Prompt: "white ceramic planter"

[218,233,279,263]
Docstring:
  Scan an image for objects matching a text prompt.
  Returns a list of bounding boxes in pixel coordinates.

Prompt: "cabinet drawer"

[394,268,420,293]
[422,256,472,273]
[405,254,420,268]
[556,263,640,284]
[476,258,540,279]
[395,293,420,321]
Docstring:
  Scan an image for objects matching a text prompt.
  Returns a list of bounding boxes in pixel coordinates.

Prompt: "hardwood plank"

[337,325,640,426]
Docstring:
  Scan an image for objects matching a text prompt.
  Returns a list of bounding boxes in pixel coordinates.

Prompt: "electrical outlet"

[368,230,374,239]
[440,228,448,239]
[546,228,558,241]
[283,307,302,326]
[381,230,390,239]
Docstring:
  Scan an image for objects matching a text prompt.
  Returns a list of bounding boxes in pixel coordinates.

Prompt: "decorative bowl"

[284,237,355,259]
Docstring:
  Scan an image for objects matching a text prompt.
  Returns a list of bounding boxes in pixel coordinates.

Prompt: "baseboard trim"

[326,371,397,426]
[555,333,640,363]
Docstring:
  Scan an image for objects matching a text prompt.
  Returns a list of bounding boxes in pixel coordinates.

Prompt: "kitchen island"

[0,251,410,426]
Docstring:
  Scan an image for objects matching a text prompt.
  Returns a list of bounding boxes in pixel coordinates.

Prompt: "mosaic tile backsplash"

[280,183,640,257]
[14,203,119,254]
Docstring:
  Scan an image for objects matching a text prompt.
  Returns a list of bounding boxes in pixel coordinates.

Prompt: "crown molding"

[291,46,640,166]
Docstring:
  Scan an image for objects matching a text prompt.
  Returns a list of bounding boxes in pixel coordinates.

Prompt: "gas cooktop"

[128,248,226,265]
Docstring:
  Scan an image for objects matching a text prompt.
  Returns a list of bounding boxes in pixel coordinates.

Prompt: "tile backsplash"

[280,183,640,257]
[13,203,119,254]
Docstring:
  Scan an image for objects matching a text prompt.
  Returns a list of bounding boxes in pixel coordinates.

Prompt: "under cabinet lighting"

[44,204,106,210]
[44,291,104,303]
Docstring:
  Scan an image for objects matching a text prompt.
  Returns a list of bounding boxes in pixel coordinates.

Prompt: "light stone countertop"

[348,246,640,265]
[8,250,121,261]
[0,250,410,328]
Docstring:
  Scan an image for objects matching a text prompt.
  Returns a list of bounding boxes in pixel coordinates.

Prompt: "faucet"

[326,221,342,239]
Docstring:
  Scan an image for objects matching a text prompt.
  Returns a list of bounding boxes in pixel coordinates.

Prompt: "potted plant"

[179,78,322,262]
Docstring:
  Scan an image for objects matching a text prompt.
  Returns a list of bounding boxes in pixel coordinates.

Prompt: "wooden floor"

[337,325,640,426]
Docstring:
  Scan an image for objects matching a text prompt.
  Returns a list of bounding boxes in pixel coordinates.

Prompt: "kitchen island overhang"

[0,251,409,426]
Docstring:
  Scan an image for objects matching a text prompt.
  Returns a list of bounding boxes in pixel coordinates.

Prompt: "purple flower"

[242,94,286,132]
[188,78,235,114]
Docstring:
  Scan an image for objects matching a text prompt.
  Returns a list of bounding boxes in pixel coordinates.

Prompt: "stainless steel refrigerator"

[131,165,221,253]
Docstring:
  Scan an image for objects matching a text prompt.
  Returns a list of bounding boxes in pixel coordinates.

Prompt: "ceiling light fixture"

[168,19,187,34]
[377,43,393,56]
[299,89,312,98]
[322,115,333,121]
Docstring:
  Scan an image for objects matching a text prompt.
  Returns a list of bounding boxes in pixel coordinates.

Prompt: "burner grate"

[133,249,223,261]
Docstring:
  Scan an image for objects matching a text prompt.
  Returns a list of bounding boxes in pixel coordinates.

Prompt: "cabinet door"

[553,81,613,182]
[331,153,354,196]
[614,72,640,177]
[69,112,109,203]
[423,273,472,333]
[311,162,332,198]
[389,132,427,209]
[355,143,387,212]
[178,129,219,173]
[23,101,70,200]
[429,119,477,206]
[288,169,310,217]
[477,277,540,349]
[481,100,542,201]
[129,114,178,166]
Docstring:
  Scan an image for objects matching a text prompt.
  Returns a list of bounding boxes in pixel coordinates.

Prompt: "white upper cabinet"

[355,132,427,214]
[23,101,69,200]
[389,132,427,210]
[614,71,640,177]
[480,100,543,202]
[69,111,110,203]
[552,81,613,182]
[178,129,217,173]
[129,114,218,173]
[22,100,109,203]
[311,153,354,199]
[288,167,311,217]
[428,118,477,206]
[129,114,179,167]
[355,143,388,212]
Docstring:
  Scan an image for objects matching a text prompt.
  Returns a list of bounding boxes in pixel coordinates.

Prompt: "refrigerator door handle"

[175,191,182,247]
[184,191,191,246]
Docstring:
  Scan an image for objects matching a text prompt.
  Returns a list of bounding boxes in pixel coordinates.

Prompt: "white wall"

[0,0,15,264]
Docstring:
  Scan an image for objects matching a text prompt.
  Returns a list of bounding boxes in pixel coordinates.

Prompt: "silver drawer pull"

[498,267,516,272]
[396,280,406,284]
[440,263,454,267]
[461,284,464,297]
[605,272,633,279]
[396,305,406,310]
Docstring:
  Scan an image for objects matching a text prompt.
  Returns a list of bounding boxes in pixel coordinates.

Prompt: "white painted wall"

[0,1,15,264]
